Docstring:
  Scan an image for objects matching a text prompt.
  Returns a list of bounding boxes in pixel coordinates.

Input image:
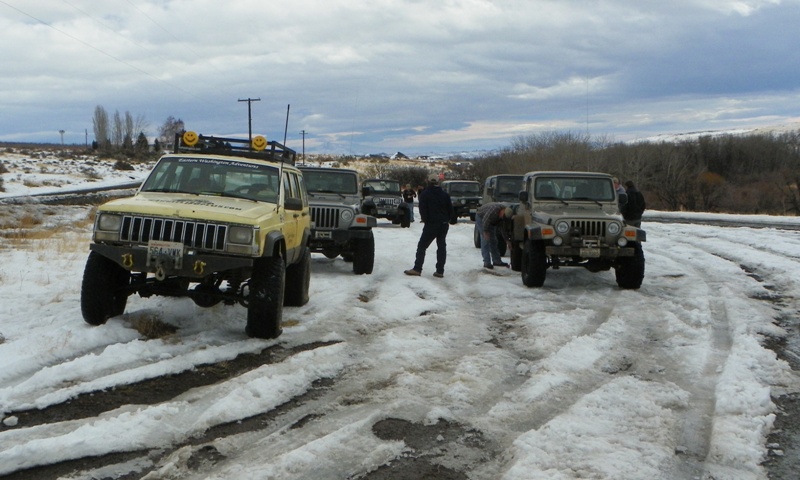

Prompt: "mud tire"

[246,256,285,339]
[521,240,547,288]
[81,251,130,326]
[284,247,310,306]
[353,232,375,275]
[615,242,645,289]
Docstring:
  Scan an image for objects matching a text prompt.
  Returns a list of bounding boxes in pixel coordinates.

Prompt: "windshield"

[534,176,614,202]
[491,176,523,201]
[447,182,481,195]
[363,180,401,194]
[302,170,358,194]
[140,156,280,203]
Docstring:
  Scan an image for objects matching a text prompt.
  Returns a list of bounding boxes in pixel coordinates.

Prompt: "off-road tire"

[469,213,476,221]
[284,247,310,306]
[615,242,645,289]
[246,256,285,339]
[510,241,523,271]
[473,225,481,248]
[521,240,547,287]
[81,251,130,325]
[353,232,375,275]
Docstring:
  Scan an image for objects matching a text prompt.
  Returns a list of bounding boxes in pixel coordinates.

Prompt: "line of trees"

[91,106,185,160]
[463,130,800,215]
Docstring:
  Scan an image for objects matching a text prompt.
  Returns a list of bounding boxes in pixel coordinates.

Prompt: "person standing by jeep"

[404,175,455,278]
[621,180,646,227]
[475,202,513,269]
[402,184,417,223]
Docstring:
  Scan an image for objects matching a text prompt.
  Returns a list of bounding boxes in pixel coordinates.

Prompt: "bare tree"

[159,116,185,146]
[92,105,110,151]
[112,110,123,147]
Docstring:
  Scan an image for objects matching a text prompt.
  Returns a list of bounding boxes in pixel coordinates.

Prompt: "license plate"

[580,248,600,258]
[148,240,184,259]
[377,209,386,215]
[469,208,477,213]
[315,231,332,239]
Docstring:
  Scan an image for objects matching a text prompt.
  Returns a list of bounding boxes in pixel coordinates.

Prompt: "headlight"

[617,237,628,247]
[341,209,354,222]
[228,226,254,244]
[552,236,563,246]
[607,222,621,235]
[555,221,570,234]
[97,213,122,231]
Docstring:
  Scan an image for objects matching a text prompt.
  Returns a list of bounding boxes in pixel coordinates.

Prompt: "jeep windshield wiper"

[313,189,346,198]
[572,197,602,206]
[539,196,568,205]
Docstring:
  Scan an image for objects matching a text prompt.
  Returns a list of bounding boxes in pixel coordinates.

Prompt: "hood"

[98,192,279,224]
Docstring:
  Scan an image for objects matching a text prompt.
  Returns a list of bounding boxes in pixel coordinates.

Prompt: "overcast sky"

[2,0,799,155]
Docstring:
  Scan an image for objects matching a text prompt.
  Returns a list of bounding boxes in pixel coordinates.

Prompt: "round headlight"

[607,222,621,235]
[552,236,563,246]
[341,209,354,222]
[555,221,570,234]
[617,237,628,247]
[97,213,122,231]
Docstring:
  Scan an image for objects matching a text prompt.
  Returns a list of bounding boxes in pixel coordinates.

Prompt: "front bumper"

[545,245,635,258]
[90,243,254,279]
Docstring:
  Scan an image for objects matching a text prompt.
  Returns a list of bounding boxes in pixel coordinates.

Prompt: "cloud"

[0,0,799,153]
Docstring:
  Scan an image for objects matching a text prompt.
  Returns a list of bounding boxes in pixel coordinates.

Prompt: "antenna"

[283,104,290,145]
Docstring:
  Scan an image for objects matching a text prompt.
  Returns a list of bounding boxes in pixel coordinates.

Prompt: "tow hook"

[155,263,166,281]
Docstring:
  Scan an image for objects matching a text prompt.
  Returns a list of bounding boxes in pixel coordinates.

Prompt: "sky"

[2,0,800,155]
[1,154,800,478]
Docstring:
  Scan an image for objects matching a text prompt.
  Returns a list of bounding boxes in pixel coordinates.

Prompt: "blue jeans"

[475,215,502,265]
[406,202,414,221]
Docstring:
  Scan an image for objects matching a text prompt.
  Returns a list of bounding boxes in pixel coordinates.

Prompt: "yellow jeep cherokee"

[81,132,311,339]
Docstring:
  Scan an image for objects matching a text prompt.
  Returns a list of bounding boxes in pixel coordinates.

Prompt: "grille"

[376,197,401,206]
[120,215,228,251]
[310,207,340,229]
[571,220,606,237]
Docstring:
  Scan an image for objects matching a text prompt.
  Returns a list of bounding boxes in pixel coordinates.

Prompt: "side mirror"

[518,191,528,202]
[284,197,304,211]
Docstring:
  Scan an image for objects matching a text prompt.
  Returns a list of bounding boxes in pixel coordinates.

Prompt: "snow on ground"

[1,152,799,479]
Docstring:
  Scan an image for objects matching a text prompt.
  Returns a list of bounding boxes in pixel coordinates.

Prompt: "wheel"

[81,251,130,325]
[473,224,481,248]
[469,213,476,222]
[510,241,523,271]
[284,247,310,306]
[246,256,285,339]
[615,242,645,289]
[352,232,375,275]
[400,214,410,228]
[521,240,547,287]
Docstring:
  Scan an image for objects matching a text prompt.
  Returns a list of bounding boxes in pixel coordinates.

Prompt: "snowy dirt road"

[0,210,798,480]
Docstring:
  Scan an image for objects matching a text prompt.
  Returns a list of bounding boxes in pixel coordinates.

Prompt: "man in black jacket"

[404,175,455,278]
[621,180,646,227]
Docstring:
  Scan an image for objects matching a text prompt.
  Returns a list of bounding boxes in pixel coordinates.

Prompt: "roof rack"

[173,131,297,165]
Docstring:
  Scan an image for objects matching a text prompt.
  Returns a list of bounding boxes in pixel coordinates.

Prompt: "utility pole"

[59,130,65,145]
[299,130,308,164]
[238,97,261,142]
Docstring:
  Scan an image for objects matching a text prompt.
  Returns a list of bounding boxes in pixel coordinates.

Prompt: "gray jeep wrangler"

[511,171,646,289]
[300,167,377,274]
[360,178,407,226]
[441,180,482,221]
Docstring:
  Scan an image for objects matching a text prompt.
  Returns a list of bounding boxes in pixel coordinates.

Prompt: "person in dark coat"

[402,184,417,222]
[621,180,646,227]
[404,175,455,278]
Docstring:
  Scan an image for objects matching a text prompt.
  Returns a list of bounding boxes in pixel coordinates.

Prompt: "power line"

[0,0,191,95]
